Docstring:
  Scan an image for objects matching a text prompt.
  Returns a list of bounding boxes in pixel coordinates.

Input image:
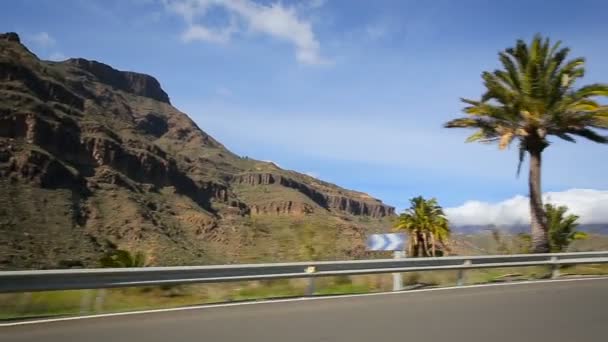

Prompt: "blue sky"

[3,0,608,222]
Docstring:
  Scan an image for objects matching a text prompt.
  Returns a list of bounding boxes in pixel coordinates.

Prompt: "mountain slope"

[0,33,394,269]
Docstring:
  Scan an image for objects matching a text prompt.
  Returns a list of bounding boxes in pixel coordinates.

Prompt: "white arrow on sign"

[366,233,406,251]
[385,233,404,250]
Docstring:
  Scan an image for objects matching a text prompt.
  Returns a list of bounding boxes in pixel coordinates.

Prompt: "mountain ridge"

[0,32,394,269]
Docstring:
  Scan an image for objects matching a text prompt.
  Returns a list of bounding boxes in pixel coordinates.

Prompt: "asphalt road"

[3,278,608,342]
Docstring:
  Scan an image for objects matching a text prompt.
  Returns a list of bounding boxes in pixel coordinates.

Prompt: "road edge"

[2,276,607,327]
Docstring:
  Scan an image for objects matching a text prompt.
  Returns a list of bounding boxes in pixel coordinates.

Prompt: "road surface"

[3,278,608,342]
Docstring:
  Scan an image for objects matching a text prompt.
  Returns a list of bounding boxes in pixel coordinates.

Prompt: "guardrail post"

[80,289,93,314]
[94,289,106,312]
[457,260,472,286]
[551,256,560,279]
[392,251,405,291]
[305,266,316,297]
[306,278,315,297]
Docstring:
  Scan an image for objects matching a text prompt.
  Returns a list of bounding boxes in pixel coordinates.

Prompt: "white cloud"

[446,189,608,226]
[48,52,66,61]
[28,32,55,47]
[182,23,236,43]
[164,0,327,65]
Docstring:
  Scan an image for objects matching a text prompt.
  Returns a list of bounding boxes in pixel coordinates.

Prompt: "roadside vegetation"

[394,196,450,257]
[545,203,588,252]
[489,203,587,254]
[99,249,148,268]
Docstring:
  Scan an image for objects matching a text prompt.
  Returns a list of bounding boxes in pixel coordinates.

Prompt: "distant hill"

[0,33,395,269]
[453,224,608,235]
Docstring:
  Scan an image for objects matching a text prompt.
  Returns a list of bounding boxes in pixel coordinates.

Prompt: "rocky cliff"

[0,33,395,269]
[65,58,171,104]
[233,173,393,217]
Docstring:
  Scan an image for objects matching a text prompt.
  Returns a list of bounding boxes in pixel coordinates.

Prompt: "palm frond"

[546,40,563,61]
[555,133,576,142]
[498,52,520,91]
[567,128,608,143]
[498,132,515,149]
[465,130,485,142]
[588,110,608,129]
[516,140,526,177]
[565,98,601,112]
[443,118,479,128]
[573,83,608,98]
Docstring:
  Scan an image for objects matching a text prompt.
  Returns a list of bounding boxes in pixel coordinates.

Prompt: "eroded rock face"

[0,61,84,109]
[65,58,170,104]
[325,195,394,217]
[0,32,20,43]
[0,112,240,213]
[135,113,169,137]
[1,144,83,189]
[250,201,315,216]
[233,172,394,218]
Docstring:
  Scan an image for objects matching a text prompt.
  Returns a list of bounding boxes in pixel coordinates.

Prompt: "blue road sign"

[366,233,406,251]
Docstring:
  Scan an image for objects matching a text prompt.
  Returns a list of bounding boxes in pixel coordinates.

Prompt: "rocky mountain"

[0,33,395,269]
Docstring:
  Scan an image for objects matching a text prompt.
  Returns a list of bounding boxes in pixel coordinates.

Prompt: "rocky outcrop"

[250,201,314,215]
[0,62,85,110]
[325,195,393,217]
[66,58,170,104]
[237,173,278,186]
[135,113,169,137]
[0,32,20,43]
[234,173,394,217]
[0,142,83,189]
[0,110,236,212]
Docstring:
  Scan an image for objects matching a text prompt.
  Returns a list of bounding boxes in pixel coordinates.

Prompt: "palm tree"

[545,203,587,252]
[99,249,147,268]
[444,34,608,252]
[394,196,451,257]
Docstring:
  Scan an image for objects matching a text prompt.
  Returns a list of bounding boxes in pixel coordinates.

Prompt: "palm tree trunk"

[413,234,418,257]
[529,148,549,253]
[416,231,424,257]
[430,232,436,257]
[421,232,429,257]
[408,234,414,257]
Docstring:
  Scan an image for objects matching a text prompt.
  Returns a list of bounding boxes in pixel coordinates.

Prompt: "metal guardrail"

[1,251,608,293]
